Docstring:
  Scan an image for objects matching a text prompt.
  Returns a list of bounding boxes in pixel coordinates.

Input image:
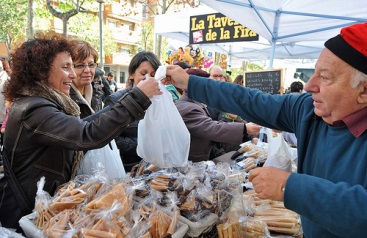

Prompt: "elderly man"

[209,65,226,82]
[164,22,367,237]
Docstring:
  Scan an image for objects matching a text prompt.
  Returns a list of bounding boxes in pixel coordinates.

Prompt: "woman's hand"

[246,122,262,136]
[136,77,162,98]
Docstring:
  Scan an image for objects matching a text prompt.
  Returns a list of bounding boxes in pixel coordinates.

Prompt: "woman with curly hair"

[0,35,161,231]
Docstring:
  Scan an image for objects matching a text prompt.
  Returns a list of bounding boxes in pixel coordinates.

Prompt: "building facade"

[50,0,148,85]
[102,0,147,85]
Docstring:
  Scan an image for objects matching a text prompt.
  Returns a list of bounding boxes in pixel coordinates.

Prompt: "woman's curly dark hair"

[3,34,72,102]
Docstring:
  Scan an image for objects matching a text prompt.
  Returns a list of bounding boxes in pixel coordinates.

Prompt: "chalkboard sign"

[244,69,282,94]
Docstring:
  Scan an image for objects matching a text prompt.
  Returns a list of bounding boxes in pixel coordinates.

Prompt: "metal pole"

[97,0,104,69]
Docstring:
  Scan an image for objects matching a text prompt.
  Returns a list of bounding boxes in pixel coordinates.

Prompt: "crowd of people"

[162,22,367,237]
[0,21,366,238]
[0,34,161,230]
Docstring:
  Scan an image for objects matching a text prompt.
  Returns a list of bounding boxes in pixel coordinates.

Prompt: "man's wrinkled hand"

[248,166,290,201]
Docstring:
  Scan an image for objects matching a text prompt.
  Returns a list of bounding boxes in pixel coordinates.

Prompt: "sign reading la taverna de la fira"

[189,13,259,44]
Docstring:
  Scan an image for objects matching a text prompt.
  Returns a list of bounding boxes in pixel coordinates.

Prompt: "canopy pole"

[153,33,157,55]
[269,40,275,69]
[228,44,232,71]
[269,10,281,69]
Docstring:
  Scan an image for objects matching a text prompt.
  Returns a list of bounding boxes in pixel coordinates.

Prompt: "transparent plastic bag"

[0,227,25,238]
[263,128,292,172]
[137,66,190,168]
[77,139,126,179]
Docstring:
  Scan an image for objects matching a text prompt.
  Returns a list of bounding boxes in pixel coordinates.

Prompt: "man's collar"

[342,107,367,138]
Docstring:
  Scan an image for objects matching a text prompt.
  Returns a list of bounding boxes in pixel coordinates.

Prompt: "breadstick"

[217,224,224,238]
[167,210,179,234]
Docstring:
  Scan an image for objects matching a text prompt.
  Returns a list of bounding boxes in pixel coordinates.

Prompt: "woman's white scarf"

[70,83,95,114]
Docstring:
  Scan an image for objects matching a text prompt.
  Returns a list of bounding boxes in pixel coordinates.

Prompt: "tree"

[33,0,54,33]
[0,0,28,54]
[140,21,154,51]
[68,12,118,57]
[27,0,35,39]
[244,61,264,71]
[45,0,97,37]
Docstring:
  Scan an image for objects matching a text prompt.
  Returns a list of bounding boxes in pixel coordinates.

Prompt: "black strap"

[2,150,33,215]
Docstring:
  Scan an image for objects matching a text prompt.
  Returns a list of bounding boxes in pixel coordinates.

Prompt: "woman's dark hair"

[174,61,191,70]
[233,75,244,85]
[69,40,98,63]
[128,51,161,87]
[4,34,71,101]
[94,67,104,80]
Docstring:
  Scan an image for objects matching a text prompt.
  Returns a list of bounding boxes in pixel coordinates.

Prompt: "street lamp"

[96,0,105,70]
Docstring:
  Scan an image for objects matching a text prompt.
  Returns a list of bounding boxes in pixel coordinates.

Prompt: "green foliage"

[52,0,99,13]
[140,21,154,52]
[68,12,118,57]
[34,0,53,32]
[246,62,264,71]
[159,36,170,63]
[229,68,244,80]
[68,13,100,42]
[102,29,119,57]
[35,0,53,18]
[229,62,264,80]
[0,0,28,51]
[129,45,140,56]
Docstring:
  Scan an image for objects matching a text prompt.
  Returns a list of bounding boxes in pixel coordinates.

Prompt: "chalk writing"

[245,70,281,94]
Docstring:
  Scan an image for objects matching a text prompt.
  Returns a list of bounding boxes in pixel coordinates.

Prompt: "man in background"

[107,72,118,92]
[209,65,226,82]
[282,81,305,146]
[289,81,304,94]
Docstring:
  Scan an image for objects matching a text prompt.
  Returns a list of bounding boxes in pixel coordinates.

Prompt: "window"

[142,4,148,19]
[120,72,125,83]
[107,19,116,28]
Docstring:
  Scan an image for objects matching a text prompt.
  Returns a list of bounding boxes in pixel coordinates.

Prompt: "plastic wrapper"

[22,169,191,238]
[243,190,303,237]
[42,209,76,238]
[0,227,25,238]
[240,217,269,238]
[216,192,269,238]
[234,141,268,166]
[34,177,52,229]
[217,218,243,238]
[236,157,258,172]
[84,182,132,216]
[128,161,240,237]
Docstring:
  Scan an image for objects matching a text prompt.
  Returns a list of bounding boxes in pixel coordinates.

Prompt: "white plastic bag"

[0,227,25,238]
[137,65,190,168]
[263,128,292,172]
[77,139,126,179]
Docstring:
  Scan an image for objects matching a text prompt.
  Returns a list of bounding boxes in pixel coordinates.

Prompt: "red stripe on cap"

[341,22,367,57]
